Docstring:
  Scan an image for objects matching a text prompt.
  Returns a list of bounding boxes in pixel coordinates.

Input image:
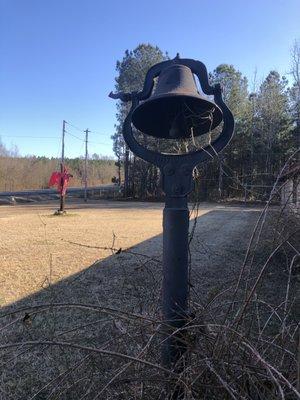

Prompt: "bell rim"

[132,93,223,139]
[133,93,222,115]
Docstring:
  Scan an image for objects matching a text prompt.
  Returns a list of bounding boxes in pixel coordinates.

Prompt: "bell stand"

[110,56,234,397]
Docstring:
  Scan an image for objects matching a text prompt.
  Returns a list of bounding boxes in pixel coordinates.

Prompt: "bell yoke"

[109,56,234,372]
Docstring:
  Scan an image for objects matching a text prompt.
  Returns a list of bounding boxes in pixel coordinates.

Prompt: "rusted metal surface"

[110,56,234,178]
[132,64,222,139]
[110,55,235,399]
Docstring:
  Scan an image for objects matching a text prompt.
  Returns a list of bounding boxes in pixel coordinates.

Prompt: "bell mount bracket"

[109,56,234,198]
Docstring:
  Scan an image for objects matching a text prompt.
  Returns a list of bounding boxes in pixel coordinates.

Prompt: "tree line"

[112,42,300,201]
[0,148,116,191]
[1,42,298,198]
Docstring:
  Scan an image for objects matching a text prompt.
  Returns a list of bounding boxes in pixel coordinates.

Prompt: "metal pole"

[109,57,235,400]
[59,120,66,212]
[124,146,129,197]
[162,195,189,399]
[84,129,89,202]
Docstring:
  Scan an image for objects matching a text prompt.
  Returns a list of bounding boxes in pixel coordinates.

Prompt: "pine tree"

[209,64,251,197]
[112,44,168,197]
[256,71,292,179]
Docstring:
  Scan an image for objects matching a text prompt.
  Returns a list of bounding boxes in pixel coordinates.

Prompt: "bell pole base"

[162,196,189,399]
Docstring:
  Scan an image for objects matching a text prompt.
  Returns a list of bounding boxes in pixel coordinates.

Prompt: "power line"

[65,130,85,141]
[0,133,111,146]
[1,119,112,152]
[65,121,84,132]
[65,120,109,137]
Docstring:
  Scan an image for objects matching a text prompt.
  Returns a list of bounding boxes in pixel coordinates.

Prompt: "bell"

[132,64,223,139]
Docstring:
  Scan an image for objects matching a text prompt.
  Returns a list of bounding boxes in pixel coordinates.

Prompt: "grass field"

[0,200,298,399]
[0,199,217,306]
[0,200,164,305]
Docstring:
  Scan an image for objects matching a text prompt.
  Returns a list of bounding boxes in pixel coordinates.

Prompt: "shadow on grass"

[0,207,267,399]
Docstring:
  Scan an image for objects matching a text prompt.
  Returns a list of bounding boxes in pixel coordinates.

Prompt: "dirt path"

[190,207,261,297]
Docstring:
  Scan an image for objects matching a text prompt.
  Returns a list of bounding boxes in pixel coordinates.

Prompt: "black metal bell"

[131,64,223,139]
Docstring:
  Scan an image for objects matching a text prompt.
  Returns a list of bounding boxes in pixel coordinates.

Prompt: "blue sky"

[0,0,299,158]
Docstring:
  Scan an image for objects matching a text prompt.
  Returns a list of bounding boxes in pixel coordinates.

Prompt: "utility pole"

[84,128,90,202]
[59,120,66,213]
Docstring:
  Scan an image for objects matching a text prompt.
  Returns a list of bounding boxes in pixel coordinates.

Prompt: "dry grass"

[0,200,196,305]
[0,198,299,399]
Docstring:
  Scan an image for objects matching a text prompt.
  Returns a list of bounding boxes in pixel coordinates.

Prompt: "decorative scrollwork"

[109,56,235,196]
